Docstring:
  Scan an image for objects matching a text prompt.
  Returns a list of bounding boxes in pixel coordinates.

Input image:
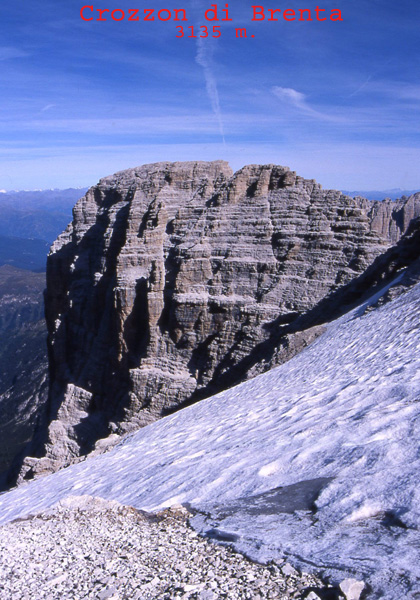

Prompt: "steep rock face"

[0,266,48,476]
[14,161,420,481]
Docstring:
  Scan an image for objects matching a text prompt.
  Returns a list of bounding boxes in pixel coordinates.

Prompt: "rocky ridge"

[12,161,420,483]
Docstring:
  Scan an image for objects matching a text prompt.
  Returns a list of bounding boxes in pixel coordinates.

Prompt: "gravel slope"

[0,496,332,600]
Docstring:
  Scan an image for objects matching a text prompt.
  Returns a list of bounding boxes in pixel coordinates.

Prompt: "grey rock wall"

[13,161,420,482]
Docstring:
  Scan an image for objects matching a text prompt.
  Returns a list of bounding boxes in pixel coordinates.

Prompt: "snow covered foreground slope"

[1,280,420,598]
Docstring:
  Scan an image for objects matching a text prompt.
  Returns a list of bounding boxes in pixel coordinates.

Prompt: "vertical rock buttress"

[14,161,420,481]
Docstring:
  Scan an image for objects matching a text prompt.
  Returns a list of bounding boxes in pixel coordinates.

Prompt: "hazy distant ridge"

[342,188,420,201]
[0,188,87,243]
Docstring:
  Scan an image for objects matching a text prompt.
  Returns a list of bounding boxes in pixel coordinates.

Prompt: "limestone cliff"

[13,161,420,482]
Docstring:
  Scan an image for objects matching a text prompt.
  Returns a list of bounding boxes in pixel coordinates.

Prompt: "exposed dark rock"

[0,266,48,475]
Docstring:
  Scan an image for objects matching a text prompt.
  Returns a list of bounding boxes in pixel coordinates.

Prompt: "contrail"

[192,1,226,144]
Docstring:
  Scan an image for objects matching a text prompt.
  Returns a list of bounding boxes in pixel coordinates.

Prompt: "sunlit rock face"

[13,161,420,481]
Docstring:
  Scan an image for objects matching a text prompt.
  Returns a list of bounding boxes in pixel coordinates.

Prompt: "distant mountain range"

[0,188,87,271]
[0,188,87,212]
[0,189,86,471]
[342,188,419,201]
[0,188,86,244]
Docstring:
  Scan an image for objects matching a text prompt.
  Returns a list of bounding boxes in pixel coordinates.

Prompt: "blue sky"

[1,0,420,190]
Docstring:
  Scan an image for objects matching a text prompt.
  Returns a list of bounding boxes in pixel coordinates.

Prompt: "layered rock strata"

[14,161,420,482]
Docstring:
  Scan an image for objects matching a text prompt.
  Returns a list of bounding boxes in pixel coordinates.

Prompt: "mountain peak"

[10,162,420,483]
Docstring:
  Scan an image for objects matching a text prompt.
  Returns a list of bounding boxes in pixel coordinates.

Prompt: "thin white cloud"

[272,86,322,116]
[2,141,420,191]
[40,104,56,112]
[2,115,228,135]
[348,74,373,97]
[190,0,225,142]
[354,81,420,103]
[272,87,308,109]
[0,46,29,61]
[195,38,226,144]
[272,86,346,123]
[2,102,419,138]
[348,60,392,97]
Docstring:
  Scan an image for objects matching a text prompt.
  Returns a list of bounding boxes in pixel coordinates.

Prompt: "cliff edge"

[12,161,420,482]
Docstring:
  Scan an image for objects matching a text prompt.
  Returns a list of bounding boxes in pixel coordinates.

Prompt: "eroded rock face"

[13,161,420,481]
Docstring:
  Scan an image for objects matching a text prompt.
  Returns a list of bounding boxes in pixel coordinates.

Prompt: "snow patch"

[258,461,281,477]
[0,278,420,598]
[347,502,384,523]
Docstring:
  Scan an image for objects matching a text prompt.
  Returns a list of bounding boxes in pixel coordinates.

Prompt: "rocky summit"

[11,161,420,483]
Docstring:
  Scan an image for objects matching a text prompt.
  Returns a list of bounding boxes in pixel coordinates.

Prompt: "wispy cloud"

[350,80,420,103]
[1,115,229,135]
[272,87,308,110]
[272,86,346,123]
[2,140,420,192]
[40,104,56,112]
[195,39,226,144]
[349,74,373,97]
[190,0,226,143]
[348,60,393,98]
[0,46,29,61]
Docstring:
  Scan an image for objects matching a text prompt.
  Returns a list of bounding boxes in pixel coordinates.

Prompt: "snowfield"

[1,279,420,598]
